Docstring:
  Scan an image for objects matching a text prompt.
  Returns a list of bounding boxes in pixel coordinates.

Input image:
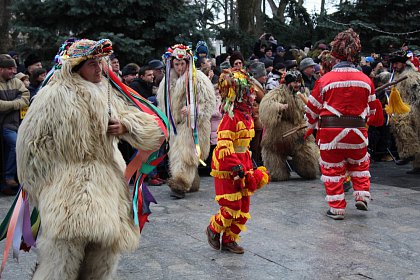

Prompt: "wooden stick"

[375,76,407,92]
[282,123,307,138]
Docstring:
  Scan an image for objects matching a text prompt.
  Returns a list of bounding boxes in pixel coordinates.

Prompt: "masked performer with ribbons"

[157,44,215,199]
[205,68,270,254]
[3,39,167,279]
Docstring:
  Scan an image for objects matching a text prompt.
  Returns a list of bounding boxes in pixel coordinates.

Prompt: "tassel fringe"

[215,192,243,202]
[321,175,345,182]
[330,207,346,215]
[325,193,345,202]
[349,171,371,178]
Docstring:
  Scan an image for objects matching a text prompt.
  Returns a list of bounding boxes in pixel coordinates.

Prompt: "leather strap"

[320,116,366,128]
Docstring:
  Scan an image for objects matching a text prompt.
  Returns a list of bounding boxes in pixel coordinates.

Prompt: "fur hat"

[229,51,244,68]
[248,61,266,79]
[330,28,361,63]
[299,57,316,71]
[24,53,41,68]
[148,59,164,69]
[0,54,17,68]
[285,60,298,70]
[284,70,302,85]
[122,64,139,76]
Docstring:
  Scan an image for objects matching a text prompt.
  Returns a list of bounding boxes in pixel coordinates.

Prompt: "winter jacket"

[0,76,30,131]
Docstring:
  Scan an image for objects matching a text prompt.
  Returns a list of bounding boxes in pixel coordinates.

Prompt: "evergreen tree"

[317,0,420,53]
[11,0,208,64]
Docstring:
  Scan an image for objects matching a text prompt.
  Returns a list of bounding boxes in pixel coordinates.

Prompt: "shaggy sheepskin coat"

[391,64,420,168]
[17,69,163,252]
[259,84,319,181]
[157,68,215,192]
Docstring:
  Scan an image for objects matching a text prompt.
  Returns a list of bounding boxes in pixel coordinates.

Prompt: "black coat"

[129,78,154,99]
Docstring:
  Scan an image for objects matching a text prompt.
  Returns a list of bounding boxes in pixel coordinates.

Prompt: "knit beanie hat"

[0,54,17,68]
[330,28,361,63]
[195,41,209,57]
[229,51,244,67]
[24,53,41,68]
[248,61,266,79]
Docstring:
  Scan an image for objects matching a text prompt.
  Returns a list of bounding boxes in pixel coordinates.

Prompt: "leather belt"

[320,116,366,128]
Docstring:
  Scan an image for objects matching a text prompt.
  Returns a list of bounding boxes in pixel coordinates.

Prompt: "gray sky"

[304,0,338,14]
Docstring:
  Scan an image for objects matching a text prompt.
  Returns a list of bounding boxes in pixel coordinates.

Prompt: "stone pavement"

[0,164,419,279]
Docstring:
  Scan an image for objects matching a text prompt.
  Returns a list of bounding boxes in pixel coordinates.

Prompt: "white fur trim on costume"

[319,128,368,150]
[353,191,371,200]
[325,193,345,202]
[319,158,345,169]
[348,171,371,178]
[321,175,345,182]
[347,152,370,165]
[359,106,369,118]
[305,105,319,120]
[330,207,346,215]
[332,67,359,73]
[333,142,368,149]
[323,102,342,117]
[308,95,322,109]
[368,94,376,102]
[321,80,372,95]
[319,128,351,150]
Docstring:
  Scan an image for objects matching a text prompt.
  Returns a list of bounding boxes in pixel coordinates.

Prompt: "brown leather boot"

[221,241,244,254]
[206,226,220,250]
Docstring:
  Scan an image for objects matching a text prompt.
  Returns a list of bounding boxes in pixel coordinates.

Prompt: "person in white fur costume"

[259,70,320,181]
[16,39,164,279]
[157,44,215,198]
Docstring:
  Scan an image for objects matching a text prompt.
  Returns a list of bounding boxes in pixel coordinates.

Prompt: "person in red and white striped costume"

[305,28,384,220]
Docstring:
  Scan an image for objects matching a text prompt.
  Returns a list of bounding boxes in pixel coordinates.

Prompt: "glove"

[232,164,245,190]
[232,164,245,180]
[253,166,270,190]
[245,173,257,192]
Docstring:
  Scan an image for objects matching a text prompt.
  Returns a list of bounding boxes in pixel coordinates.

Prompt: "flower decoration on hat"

[218,68,255,118]
[61,39,113,68]
[162,44,193,62]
